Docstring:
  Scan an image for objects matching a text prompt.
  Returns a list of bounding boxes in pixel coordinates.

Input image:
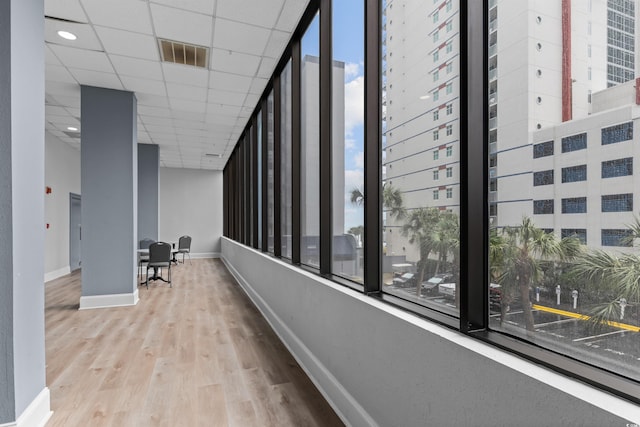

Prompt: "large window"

[561,133,587,152]
[267,91,275,253]
[332,0,364,282]
[281,60,293,258]
[533,199,554,214]
[381,0,460,316]
[602,122,633,145]
[301,14,320,267]
[533,170,554,186]
[602,157,633,178]
[561,165,587,183]
[601,193,633,212]
[533,140,554,158]
[561,197,587,214]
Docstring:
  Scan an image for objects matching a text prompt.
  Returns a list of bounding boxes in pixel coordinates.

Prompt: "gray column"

[138,144,159,242]
[80,86,138,309]
[0,0,50,425]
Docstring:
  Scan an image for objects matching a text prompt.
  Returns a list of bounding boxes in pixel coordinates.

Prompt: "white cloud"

[345,138,356,150]
[345,62,361,80]
[354,151,364,169]
[344,75,364,137]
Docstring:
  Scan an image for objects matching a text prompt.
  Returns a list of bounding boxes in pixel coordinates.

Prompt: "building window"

[446,1,452,11]
[601,229,633,247]
[533,169,554,186]
[446,62,453,74]
[446,103,453,115]
[433,11,439,23]
[489,203,497,216]
[533,140,554,158]
[446,167,453,178]
[433,110,439,121]
[433,50,439,62]
[446,20,453,32]
[433,170,439,180]
[446,41,453,53]
[562,228,587,244]
[588,66,592,80]
[561,133,587,152]
[433,130,439,141]
[533,199,554,214]
[433,149,439,160]
[561,197,587,213]
[601,122,633,145]
[446,188,453,198]
[433,190,439,200]
[433,90,439,101]
[433,70,439,81]
[446,124,453,136]
[446,146,453,156]
[433,31,439,42]
[561,165,587,183]
[489,178,497,192]
[446,82,453,94]
[602,157,632,178]
[601,193,633,212]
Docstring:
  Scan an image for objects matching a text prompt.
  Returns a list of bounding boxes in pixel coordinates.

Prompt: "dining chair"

[138,238,155,277]
[177,235,192,265]
[145,241,172,288]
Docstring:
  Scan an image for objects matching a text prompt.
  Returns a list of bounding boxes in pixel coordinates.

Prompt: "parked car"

[489,283,501,312]
[392,272,416,287]
[423,274,454,295]
[438,282,456,298]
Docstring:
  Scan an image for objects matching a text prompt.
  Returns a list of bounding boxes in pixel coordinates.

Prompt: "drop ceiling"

[44,0,309,170]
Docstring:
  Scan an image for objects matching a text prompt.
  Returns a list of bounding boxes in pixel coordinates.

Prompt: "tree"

[349,183,406,220]
[401,208,441,297]
[492,217,582,334]
[571,215,640,327]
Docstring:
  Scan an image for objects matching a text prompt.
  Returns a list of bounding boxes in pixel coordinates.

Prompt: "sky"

[302,3,365,232]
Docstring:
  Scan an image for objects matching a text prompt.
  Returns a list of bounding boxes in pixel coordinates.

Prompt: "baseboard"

[79,289,139,310]
[0,387,52,427]
[221,255,376,427]
[191,252,220,259]
[44,266,70,283]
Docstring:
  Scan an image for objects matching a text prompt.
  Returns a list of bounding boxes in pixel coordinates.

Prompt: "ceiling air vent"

[158,38,208,68]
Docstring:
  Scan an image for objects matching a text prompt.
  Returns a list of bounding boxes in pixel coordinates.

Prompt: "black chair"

[177,235,192,264]
[138,238,155,277]
[145,242,172,288]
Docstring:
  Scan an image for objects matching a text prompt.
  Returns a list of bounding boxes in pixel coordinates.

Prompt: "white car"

[438,282,456,298]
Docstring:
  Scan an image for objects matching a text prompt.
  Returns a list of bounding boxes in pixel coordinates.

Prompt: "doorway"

[69,193,81,271]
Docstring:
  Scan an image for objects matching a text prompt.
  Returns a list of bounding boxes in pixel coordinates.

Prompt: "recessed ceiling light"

[67,126,78,131]
[57,30,77,40]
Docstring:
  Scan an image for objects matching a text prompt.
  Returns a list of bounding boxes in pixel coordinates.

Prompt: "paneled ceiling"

[44,0,309,170]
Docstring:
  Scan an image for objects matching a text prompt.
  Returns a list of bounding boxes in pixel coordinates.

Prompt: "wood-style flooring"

[45,259,344,427]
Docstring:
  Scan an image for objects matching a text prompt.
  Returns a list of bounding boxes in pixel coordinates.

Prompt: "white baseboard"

[222,255,375,427]
[79,289,139,310]
[0,387,52,427]
[191,252,220,259]
[44,266,70,283]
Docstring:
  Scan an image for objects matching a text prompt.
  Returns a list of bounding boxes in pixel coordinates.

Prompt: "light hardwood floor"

[45,259,344,427]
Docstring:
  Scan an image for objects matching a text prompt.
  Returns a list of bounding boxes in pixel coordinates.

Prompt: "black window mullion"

[292,39,302,265]
[251,115,259,249]
[245,132,252,246]
[319,0,332,276]
[261,97,269,252]
[364,0,381,294]
[274,75,282,257]
[223,166,228,237]
[459,0,488,333]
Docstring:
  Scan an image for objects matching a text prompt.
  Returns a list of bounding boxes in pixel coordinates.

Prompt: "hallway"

[44,259,343,426]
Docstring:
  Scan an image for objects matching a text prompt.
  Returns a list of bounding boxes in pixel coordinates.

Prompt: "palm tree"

[571,215,640,326]
[349,183,406,220]
[350,187,364,207]
[401,208,441,296]
[492,217,582,334]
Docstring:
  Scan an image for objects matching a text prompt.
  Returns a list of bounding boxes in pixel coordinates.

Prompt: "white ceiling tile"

[150,0,215,16]
[49,45,115,73]
[46,81,81,97]
[110,55,164,80]
[162,63,209,87]
[208,89,246,106]
[206,103,241,117]
[82,0,154,34]
[216,0,284,28]
[45,20,102,51]
[46,65,77,84]
[66,107,81,118]
[46,105,71,117]
[212,18,270,56]
[45,0,88,23]
[208,71,252,93]
[256,57,277,78]
[264,29,291,59]
[172,110,206,122]
[95,27,159,61]
[45,46,62,66]
[136,93,170,108]
[276,0,310,32]
[138,105,172,117]
[48,94,81,109]
[121,76,167,96]
[244,93,260,108]
[170,99,208,113]
[68,68,124,90]
[210,48,260,76]
[142,115,175,126]
[249,77,268,94]
[151,4,213,46]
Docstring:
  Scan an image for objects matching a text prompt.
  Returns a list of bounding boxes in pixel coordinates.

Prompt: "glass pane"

[488,0,640,382]
[332,0,364,282]
[301,13,320,267]
[267,90,275,253]
[281,60,293,258]
[381,0,460,317]
[257,110,263,249]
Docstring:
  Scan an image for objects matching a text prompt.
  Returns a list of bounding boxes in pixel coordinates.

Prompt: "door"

[69,193,81,271]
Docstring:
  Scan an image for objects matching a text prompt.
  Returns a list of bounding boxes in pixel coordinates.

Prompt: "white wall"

[44,132,81,281]
[159,167,223,257]
[222,238,639,427]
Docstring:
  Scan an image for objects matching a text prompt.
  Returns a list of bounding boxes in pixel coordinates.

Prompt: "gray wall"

[138,143,159,243]
[0,0,47,422]
[44,132,81,279]
[222,238,636,427]
[81,86,137,296]
[159,167,223,256]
